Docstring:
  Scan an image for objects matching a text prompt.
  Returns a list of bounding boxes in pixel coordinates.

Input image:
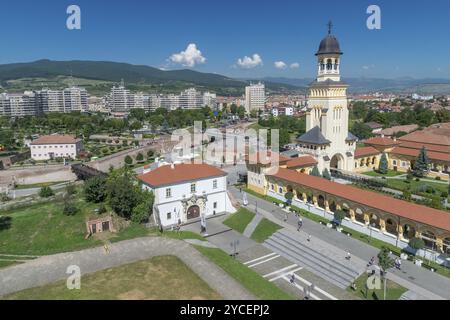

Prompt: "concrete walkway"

[230,186,450,300]
[0,237,255,300]
[243,214,263,238]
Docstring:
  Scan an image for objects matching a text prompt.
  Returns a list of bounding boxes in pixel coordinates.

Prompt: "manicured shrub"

[39,186,54,198]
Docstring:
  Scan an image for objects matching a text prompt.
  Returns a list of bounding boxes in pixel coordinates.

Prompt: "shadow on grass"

[0,216,12,231]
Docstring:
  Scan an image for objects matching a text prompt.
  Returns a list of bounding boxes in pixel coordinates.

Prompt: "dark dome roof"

[316,35,342,56]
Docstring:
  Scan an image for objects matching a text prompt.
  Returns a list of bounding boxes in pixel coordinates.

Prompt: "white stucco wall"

[142,175,236,227]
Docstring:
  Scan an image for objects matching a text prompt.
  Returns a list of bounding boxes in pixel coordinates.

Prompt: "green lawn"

[14,181,69,190]
[0,197,150,256]
[223,208,255,234]
[194,246,294,300]
[2,256,221,300]
[386,178,448,194]
[250,218,282,243]
[362,170,404,177]
[159,230,206,241]
[347,273,407,300]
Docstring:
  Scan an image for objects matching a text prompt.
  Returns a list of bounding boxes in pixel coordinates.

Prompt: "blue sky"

[0,0,449,79]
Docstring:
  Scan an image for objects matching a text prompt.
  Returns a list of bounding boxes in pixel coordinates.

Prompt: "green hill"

[0,60,302,95]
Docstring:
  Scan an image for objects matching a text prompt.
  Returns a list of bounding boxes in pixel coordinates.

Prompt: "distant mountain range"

[262,77,450,95]
[0,60,300,96]
[0,60,449,96]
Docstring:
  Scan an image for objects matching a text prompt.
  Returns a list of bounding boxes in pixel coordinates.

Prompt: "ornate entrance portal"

[187,205,200,220]
[330,154,344,170]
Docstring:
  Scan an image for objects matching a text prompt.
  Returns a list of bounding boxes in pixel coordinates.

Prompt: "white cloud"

[169,43,206,67]
[290,62,300,69]
[362,64,375,70]
[237,54,263,69]
[274,61,287,69]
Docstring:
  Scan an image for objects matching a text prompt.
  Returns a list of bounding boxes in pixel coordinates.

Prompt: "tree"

[284,190,294,206]
[230,104,238,115]
[124,155,133,166]
[237,106,246,119]
[377,246,394,300]
[412,147,429,177]
[84,176,107,203]
[136,152,144,163]
[310,166,321,177]
[147,149,154,159]
[107,170,142,219]
[39,186,54,198]
[408,237,425,253]
[63,196,79,216]
[322,168,331,180]
[66,184,77,196]
[351,122,373,140]
[131,191,154,223]
[378,153,388,174]
[334,210,346,225]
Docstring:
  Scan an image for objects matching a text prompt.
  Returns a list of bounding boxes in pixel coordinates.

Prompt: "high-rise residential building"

[245,82,265,113]
[0,91,38,117]
[37,89,64,113]
[203,91,217,109]
[107,84,134,112]
[160,94,180,111]
[179,88,204,109]
[62,86,88,112]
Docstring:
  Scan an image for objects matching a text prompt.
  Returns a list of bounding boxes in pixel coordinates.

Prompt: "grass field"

[362,170,404,177]
[223,208,255,234]
[0,197,150,256]
[14,181,69,190]
[2,256,221,300]
[250,218,282,243]
[385,178,448,194]
[194,246,294,300]
[347,273,407,300]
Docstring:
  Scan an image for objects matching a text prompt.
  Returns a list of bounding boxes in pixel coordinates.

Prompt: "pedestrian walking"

[297,217,303,232]
[307,234,311,242]
[290,274,296,285]
[346,251,351,260]
[283,212,288,222]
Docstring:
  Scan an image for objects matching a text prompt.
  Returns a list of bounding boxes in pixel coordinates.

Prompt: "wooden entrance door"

[187,205,200,220]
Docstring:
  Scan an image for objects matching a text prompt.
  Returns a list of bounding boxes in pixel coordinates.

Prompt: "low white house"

[138,163,236,228]
[30,135,83,161]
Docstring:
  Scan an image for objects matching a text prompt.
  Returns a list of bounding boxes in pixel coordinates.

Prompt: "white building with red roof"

[137,163,236,228]
[30,134,83,161]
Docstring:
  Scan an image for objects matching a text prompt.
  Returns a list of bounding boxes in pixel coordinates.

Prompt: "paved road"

[231,186,450,300]
[0,237,255,300]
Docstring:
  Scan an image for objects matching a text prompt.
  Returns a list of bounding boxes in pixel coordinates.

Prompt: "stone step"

[264,237,355,289]
[272,231,360,278]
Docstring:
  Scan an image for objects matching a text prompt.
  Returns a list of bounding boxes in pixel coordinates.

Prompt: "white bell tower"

[298,22,357,173]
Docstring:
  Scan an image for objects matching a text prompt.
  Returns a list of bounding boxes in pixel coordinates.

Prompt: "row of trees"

[83,169,154,223]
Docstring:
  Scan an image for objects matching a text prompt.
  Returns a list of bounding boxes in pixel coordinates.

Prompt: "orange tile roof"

[399,129,450,147]
[390,147,450,163]
[398,141,450,154]
[268,168,450,231]
[30,135,81,145]
[245,151,291,166]
[286,156,318,168]
[364,137,401,147]
[138,163,227,187]
[355,146,380,158]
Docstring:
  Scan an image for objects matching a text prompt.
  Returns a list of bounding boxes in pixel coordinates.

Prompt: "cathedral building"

[296,24,357,173]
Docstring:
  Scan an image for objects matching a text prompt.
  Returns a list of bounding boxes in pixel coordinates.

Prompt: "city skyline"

[0,0,449,79]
